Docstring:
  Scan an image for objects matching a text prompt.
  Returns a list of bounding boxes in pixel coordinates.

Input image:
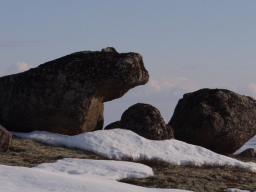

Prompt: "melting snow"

[13,129,256,172]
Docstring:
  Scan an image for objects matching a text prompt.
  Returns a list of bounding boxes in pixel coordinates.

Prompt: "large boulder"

[0,125,12,152]
[0,48,149,135]
[116,103,174,140]
[169,88,256,155]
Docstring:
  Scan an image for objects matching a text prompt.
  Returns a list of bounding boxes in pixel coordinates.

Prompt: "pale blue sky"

[1,0,256,125]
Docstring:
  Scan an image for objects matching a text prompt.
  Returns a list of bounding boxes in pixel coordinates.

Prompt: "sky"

[1,0,256,125]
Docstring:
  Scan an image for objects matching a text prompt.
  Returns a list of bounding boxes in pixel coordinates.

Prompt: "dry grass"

[0,136,106,167]
[1,136,256,192]
[120,159,256,192]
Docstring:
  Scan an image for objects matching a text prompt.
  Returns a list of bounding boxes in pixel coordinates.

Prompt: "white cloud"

[105,76,200,124]
[127,76,199,97]
[125,76,200,102]
[148,76,198,93]
[125,76,199,99]
[1,62,34,76]
[16,62,32,72]
[248,83,256,96]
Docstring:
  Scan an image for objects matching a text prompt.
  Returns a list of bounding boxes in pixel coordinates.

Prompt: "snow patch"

[35,158,153,180]
[226,188,250,192]
[0,161,190,192]
[12,129,256,172]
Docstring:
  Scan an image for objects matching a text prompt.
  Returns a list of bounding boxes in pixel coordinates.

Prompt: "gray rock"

[0,48,149,135]
[236,148,255,158]
[169,88,256,155]
[101,47,118,53]
[119,103,174,140]
[0,125,12,152]
[104,121,120,130]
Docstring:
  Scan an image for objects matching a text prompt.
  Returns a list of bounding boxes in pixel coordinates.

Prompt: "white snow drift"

[0,159,189,192]
[13,129,256,172]
[35,158,153,180]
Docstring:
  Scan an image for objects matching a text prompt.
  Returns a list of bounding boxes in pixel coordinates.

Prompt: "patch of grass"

[109,153,256,191]
[0,136,106,167]
[120,160,256,192]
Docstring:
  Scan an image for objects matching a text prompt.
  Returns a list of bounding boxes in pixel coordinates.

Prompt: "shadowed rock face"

[0,125,12,152]
[0,48,149,135]
[169,88,256,155]
[236,148,255,158]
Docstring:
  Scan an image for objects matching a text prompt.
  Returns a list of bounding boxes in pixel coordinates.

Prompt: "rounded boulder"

[120,103,174,140]
[169,88,256,155]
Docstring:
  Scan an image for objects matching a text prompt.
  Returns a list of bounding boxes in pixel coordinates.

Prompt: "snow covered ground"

[5,129,255,192]
[13,129,256,171]
[0,159,189,192]
[35,158,153,180]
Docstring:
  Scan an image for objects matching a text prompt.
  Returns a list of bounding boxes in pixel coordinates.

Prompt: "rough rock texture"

[104,121,120,130]
[0,48,149,135]
[119,103,174,140]
[236,148,255,158]
[169,88,256,155]
[0,125,12,152]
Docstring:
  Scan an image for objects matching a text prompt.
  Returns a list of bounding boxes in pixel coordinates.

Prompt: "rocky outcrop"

[104,121,120,130]
[0,125,12,152]
[236,148,255,158]
[0,48,149,135]
[116,103,174,140]
[169,88,256,155]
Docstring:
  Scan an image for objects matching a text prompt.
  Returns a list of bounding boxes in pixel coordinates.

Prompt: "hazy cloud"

[125,76,199,101]
[148,76,198,92]
[0,40,38,47]
[16,62,32,72]
[1,62,33,76]
[248,83,256,96]
[105,76,199,125]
